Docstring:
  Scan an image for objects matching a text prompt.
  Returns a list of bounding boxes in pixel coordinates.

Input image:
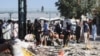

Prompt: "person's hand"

[38,30,40,32]
[68,30,70,32]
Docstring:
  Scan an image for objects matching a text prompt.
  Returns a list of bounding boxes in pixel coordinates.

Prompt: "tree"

[95,7,100,20]
[55,0,94,19]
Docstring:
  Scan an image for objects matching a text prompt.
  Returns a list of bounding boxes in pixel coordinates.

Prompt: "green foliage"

[96,7,100,14]
[55,0,94,19]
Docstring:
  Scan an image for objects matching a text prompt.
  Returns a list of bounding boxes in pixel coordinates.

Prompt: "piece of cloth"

[92,24,97,41]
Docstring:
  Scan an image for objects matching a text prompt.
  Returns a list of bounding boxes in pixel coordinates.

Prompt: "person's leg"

[76,35,80,43]
[63,36,66,47]
[63,35,69,47]
[76,35,78,43]
[43,33,48,46]
[93,33,96,41]
[36,33,41,45]
[66,35,70,45]
[63,33,66,46]
[40,35,44,46]
[84,32,91,49]
[80,32,84,42]
[84,32,88,44]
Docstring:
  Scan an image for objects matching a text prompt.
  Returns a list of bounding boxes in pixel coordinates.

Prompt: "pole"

[9,12,12,20]
[18,0,27,40]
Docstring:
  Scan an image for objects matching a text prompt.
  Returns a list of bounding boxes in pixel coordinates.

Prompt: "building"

[0,11,61,22]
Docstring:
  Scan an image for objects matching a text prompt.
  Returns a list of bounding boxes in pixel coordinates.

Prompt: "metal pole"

[18,0,27,40]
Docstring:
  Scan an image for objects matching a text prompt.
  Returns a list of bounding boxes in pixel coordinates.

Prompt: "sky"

[0,0,58,11]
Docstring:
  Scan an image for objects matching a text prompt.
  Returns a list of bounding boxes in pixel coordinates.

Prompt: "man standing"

[3,20,12,41]
[75,22,81,43]
[34,19,42,45]
[83,21,90,44]
[92,19,97,41]
[63,22,71,47]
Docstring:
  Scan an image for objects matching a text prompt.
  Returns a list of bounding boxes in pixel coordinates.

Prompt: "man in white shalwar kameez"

[2,20,12,40]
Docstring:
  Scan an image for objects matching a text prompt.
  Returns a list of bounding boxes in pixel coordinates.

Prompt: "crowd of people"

[0,16,97,48]
[27,17,97,47]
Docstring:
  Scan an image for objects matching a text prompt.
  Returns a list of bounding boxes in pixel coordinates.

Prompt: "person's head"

[92,18,96,25]
[83,21,87,25]
[0,20,3,25]
[76,21,78,25]
[27,20,31,23]
[44,20,47,23]
[34,19,38,23]
[66,22,68,25]
[0,21,1,24]
[7,20,12,23]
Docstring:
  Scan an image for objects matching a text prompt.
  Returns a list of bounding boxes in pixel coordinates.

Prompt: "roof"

[0,11,60,21]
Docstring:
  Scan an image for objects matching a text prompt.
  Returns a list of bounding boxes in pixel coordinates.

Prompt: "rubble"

[1,38,100,56]
[28,41,100,56]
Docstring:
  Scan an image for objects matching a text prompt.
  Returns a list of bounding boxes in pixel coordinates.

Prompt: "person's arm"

[86,24,90,32]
